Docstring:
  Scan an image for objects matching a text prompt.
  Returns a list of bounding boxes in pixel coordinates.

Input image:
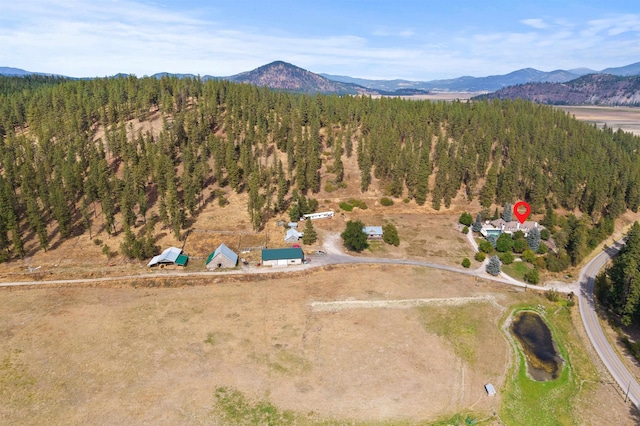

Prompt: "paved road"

[579,241,640,408]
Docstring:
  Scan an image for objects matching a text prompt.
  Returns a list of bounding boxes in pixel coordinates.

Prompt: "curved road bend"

[580,241,640,408]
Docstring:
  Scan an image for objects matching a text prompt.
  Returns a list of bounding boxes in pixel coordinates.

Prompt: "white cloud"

[520,18,548,29]
[1,1,640,80]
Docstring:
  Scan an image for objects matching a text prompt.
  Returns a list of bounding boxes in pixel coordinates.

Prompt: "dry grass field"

[0,264,635,425]
[558,105,640,136]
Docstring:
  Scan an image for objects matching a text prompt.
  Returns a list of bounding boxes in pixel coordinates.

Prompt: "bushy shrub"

[382,223,400,246]
[512,238,528,254]
[462,258,471,268]
[521,249,536,263]
[475,251,486,262]
[459,212,473,226]
[540,228,551,240]
[349,198,368,210]
[546,287,559,301]
[496,233,514,252]
[462,226,469,235]
[524,268,540,284]
[339,202,354,212]
[479,240,493,253]
[380,197,394,206]
[498,252,514,265]
[537,242,548,254]
[546,251,570,272]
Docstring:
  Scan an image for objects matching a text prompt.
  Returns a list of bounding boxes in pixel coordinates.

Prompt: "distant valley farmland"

[557,106,640,135]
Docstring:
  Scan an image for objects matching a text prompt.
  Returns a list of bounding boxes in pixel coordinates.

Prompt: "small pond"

[510,311,563,381]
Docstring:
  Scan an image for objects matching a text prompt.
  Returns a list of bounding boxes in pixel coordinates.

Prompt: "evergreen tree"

[486,255,501,276]
[472,213,483,232]
[503,203,513,222]
[414,145,431,205]
[302,219,317,245]
[526,227,541,252]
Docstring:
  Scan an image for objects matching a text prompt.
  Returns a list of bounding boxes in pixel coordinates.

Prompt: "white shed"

[485,383,497,396]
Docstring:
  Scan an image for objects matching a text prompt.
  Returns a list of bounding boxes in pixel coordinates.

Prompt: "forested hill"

[1,74,640,264]
[479,74,640,105]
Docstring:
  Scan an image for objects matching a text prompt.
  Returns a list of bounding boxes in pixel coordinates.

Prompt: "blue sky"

[1,0,639,80]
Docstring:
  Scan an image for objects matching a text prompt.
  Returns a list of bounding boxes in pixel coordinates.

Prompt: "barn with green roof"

[261,247,304,267]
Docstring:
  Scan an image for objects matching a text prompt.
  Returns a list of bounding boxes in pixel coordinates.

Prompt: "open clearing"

[0,264,634,425]
[557,106,640,136]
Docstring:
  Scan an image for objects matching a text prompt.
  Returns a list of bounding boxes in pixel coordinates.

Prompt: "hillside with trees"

[479,74,640,106]
[1,74,640,263]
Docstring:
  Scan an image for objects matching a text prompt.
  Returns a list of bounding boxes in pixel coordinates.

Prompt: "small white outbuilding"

[484,383,497,396]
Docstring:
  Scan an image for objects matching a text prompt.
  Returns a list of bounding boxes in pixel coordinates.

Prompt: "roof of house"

[363,226,383,235]
[148,246,182,266]
[486,219,540,232]
[206,243,238,265]
[262,247,304,261]
[285,228,304,240]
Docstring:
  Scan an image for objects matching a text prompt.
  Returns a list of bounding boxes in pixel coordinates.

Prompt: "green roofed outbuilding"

[261,247,304,267]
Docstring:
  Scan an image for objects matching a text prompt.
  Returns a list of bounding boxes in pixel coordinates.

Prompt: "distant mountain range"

[478,74,640,106]
[3,61,640,101]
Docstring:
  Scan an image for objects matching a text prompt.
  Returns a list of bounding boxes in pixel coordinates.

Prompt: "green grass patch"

[366,240,387,253]
[418,304,486,364]
[212,386,490,425]
[500,303,599,425]
[213,387,297,425]
[267,349,311,375]
[502,261,534,281]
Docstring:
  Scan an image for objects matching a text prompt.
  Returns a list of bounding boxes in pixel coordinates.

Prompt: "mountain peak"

[228,60,364,94]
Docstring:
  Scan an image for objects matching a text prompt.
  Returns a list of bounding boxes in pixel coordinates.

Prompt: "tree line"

[1,74,640,261]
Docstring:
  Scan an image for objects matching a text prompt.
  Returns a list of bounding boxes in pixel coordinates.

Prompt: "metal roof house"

[206,243,238,270]
[261,247,304,267]
[147,247,188,267]
[284,228,304,242]
[363,226,383,239]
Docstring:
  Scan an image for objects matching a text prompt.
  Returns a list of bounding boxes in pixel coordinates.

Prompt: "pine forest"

[1,74,640,265]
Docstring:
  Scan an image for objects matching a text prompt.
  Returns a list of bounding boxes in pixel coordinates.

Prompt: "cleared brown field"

[0,264,634,425]
[558,105,640,136]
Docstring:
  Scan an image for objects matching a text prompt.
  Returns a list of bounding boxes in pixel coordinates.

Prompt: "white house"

[284,228,304,242]
[480,219,541,238]
[363,226,383,239]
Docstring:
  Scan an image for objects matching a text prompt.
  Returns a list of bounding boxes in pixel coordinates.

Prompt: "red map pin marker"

[513,201,531,224]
